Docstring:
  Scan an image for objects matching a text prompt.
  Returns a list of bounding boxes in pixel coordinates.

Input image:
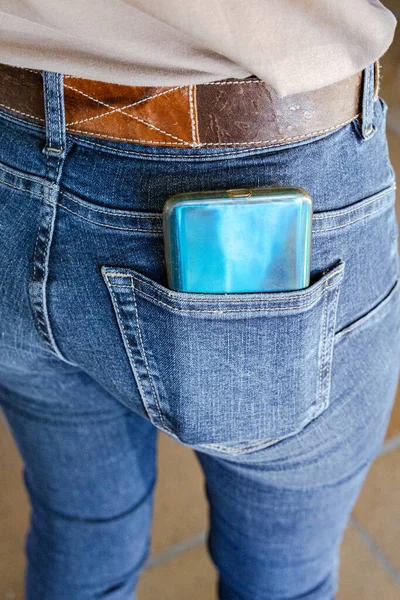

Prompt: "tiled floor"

[1,11,400,600]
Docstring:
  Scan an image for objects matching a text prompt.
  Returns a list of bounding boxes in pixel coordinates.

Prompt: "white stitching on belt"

[0,102,45,122]
[204,80,264,86]
[64,83,191,145]
[65,114,359,148]
[65,83,186,127]
[188,85,197,146]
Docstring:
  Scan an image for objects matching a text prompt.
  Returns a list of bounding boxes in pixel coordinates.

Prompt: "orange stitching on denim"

[56,202,163,233]
[335,279,399,341]
[59,190,162,218]
[106,267,344,305]
[324,284,340,404]
[131,279,342,314]
[104,276,154,421]
[130,279,170,430]
[313,187,394,220]
[0,177,43,199]
[317,282,329,407]
[313,201,394,233]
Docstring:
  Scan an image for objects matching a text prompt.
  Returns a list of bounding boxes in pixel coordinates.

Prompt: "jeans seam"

[56,74,63,151]
[200,401,330,454]
[199,437,281,454]
[104,274,166,428]
[66,123,351,159]
[0,177,44,199]
[335,278,400,342]
[322,284,341,407]
[317,282,329,408]
[56,201,163,233]
[105,266,343,304]
[313,200,395,233]
[130,278,170,431]
[129,275,343,314]
[0,106,45,132]
[50,187,394,235]
[58,184,394,222]
[312,187,394,220]
[58,190,162,217]
[29,189,71,363]
[0,159,57,187]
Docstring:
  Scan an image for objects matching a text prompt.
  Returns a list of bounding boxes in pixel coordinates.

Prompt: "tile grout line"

[350,516,400,587]
[144,531,207,570]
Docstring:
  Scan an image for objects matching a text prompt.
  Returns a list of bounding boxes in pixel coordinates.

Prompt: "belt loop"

[360,62,376,140]
[41,71,67,182]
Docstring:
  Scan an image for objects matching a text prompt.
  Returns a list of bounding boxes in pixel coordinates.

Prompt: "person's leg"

[1,368,157,600]
[197,289,400,598]
[193,69,400,598]
[0,72,157,598]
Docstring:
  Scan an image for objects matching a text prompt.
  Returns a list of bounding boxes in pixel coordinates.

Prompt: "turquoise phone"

[163,187,312,294]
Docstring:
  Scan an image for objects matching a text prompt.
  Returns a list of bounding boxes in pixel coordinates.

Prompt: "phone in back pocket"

[163,187,312,293]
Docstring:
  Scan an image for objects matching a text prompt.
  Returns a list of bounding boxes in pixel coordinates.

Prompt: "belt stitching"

[65,115,359,147]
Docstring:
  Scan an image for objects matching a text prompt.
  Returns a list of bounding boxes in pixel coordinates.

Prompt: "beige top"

[0,0,396,97]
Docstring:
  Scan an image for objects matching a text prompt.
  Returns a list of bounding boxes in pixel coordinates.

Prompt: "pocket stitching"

[335,278,400,342]
[202,281,342,455]
[198,406,325,454]
[313,199,395,234]
[317,282,329,408]
[132,274,342,441]
[57,202,163,233]
[0,176,44,200]
[105,264,344,307]
[130,278,171,432]
[321,283,341,408]
[129,273,343,314]
[104,274,158,424]
[59,189,162,218]
[312,186,394,220]
[103,263,345,451]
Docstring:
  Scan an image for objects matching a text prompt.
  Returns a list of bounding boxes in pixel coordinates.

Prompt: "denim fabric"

[0,67,399,599]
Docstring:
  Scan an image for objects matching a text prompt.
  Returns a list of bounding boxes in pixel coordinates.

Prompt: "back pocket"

[102,261,344,454]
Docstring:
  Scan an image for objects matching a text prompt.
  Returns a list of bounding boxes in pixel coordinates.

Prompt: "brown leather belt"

[0,63,362,149]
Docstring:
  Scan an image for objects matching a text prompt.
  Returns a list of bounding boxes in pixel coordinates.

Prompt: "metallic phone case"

[163,187,312,293]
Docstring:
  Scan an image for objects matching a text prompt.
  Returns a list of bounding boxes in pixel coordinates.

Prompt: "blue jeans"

[0,68,399,600]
